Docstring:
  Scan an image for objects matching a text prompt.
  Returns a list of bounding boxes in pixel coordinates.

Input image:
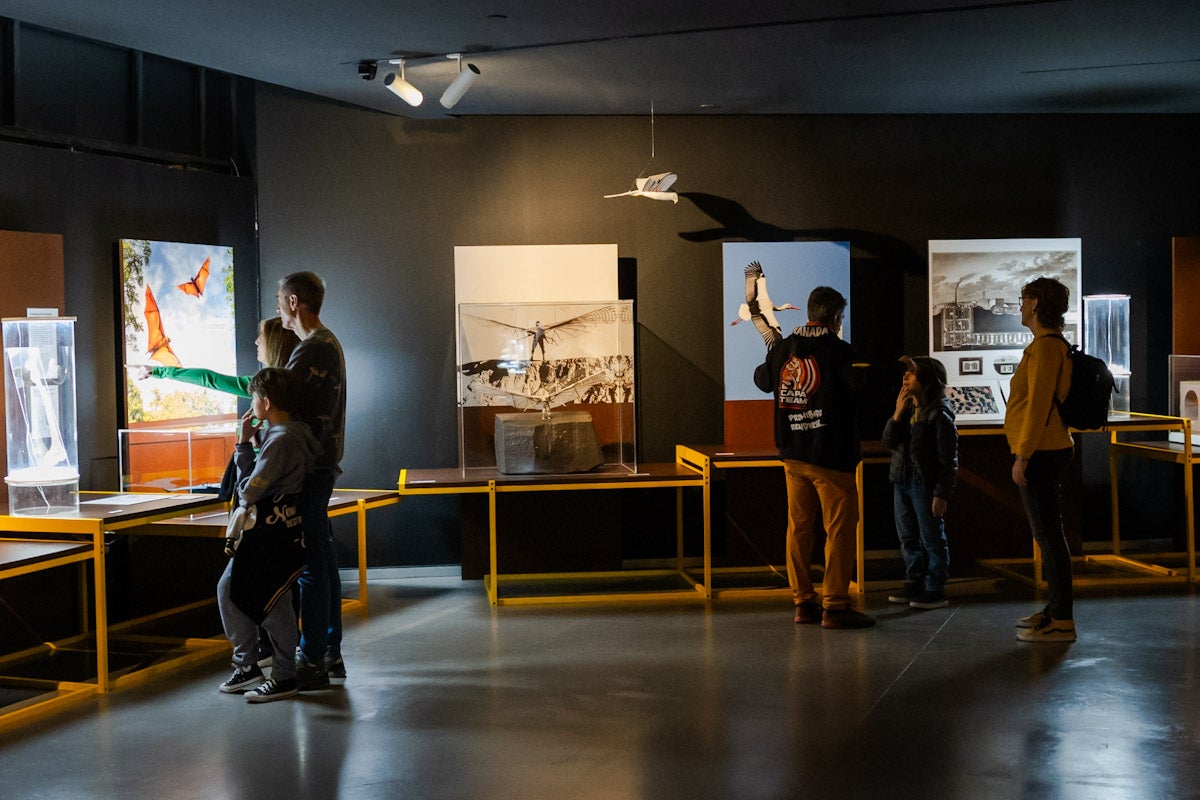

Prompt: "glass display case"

[1083,294,1131,414]
[119,425,237,492]
[3,317,79,514]
[457,300,636,474]
[1168,354,1200,445]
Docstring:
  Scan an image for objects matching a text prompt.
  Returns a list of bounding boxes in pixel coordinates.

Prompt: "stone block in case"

[494,411,603,475]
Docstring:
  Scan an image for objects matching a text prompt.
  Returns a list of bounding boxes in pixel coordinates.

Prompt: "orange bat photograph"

[120,239,236,426]
[144,285,181,367]
[177,256,210,297]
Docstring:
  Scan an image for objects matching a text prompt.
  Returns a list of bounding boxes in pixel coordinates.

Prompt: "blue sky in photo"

[723,241,851,401]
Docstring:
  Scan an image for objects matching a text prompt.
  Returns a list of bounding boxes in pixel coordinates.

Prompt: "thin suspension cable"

[650,101,655,159]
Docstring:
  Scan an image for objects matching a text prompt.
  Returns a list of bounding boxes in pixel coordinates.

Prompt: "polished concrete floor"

[2,575,1199,800]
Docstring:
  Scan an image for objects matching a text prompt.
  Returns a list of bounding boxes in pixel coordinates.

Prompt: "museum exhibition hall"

[1,2,1200,798]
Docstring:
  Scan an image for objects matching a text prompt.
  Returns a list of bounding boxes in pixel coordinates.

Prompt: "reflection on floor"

[2,575,1199,799]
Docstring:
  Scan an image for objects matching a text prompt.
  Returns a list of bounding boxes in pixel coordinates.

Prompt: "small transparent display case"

[457,300,636,474]
[1083,294,1131,414]
[119,425,238,492]
[3,317,79,514]
[1168,354,1200,445]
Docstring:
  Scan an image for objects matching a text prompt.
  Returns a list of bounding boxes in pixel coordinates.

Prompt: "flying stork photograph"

[722,241,851,403]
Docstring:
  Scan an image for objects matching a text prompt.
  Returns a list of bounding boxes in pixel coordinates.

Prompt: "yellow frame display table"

[399,464,706,605]
[1105,415,1196,583]
[964,412,1196,587]
[143,488,401,613]
[0,539,100,730]
[674,443,892,597]
[0,492,226,697]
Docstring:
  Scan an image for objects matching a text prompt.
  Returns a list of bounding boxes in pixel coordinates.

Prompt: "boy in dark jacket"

[753,286,874,630]
[882,356,958,610]
[217,367,320,702]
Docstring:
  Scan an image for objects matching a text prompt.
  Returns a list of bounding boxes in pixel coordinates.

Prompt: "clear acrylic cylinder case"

[3,317,79,514]
[1083,294,1131,414]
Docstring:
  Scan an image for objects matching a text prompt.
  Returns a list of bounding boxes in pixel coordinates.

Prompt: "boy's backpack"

[1049,334,1116,430]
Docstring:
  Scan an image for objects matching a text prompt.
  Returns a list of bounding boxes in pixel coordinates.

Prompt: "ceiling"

[2,0,1199,118]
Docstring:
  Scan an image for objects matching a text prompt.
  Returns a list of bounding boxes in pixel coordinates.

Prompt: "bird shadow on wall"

[678,192,920,260]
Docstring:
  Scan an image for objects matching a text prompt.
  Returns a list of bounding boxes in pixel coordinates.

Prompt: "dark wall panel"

[255,88,1200,566]
[142,53,198,154]
[72,38,132,144]
[4,21,246,165]
[15,25,76,134]
[14,28,131,143]
[203,70,234,160]
[0,140,259,490]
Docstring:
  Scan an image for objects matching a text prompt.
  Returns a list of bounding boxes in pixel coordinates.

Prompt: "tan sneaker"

[1017,618,1076,643]
[1015,610,1047,629]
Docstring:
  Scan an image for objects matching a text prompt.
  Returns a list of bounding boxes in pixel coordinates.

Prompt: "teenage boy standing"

[218,368,319,702]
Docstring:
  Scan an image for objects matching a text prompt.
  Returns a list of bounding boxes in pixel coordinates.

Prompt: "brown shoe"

[821,607,876,629]
[793,602,822,624]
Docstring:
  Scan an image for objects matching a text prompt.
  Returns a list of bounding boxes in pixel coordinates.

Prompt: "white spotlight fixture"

[439,53,480,109]
[384,59,423,107]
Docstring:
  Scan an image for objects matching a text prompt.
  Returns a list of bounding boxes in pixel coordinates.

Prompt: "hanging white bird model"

[604,172,679,203]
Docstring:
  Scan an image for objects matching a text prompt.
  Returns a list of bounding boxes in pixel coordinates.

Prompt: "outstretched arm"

[149,366,252,398]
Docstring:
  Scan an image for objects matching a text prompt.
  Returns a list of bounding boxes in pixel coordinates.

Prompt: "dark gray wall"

[0,139,260,489]
[0,139,259,650]
[255,89,1200,565]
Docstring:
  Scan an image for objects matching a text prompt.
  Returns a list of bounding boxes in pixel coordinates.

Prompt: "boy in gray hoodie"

[216,367,320,702]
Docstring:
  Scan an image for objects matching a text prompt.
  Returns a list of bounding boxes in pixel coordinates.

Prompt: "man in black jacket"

[754,286,875,629]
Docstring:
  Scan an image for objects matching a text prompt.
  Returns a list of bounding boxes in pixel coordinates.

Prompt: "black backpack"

[1049,334,1116,430]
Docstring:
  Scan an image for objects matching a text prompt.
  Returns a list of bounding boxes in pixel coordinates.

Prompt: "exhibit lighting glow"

[384,60,423,107]
[440,54,480,109]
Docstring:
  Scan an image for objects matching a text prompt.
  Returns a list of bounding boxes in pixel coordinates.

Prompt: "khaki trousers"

[783,459,859,610]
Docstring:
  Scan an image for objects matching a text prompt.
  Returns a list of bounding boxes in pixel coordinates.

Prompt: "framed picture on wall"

[946,381,1006,422]
[458,301,634,410]
[959,357,983,375]
[120,239,238,425]
[720,241,851,446]
[452,244,633,471]
[118,240,238,491]
[723,241,851,401]
[1168,354,1200,445]
[929,238,1082,393]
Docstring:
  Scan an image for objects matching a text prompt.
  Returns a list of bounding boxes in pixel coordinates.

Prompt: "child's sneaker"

[887,583,922,604]
[1017,617,1076,643]
[219,663,264,694]
[909,591,949,610]
[295,653,330,691]
[325,652,347,680]
[1015,610,1048,629]
[245,677,299,703]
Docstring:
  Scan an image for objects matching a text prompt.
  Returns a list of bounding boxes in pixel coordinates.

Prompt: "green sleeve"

[150,366,252,398]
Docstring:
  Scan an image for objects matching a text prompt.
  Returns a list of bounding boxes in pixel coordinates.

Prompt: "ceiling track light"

[439,53,481,110]
[384,59,423,107]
